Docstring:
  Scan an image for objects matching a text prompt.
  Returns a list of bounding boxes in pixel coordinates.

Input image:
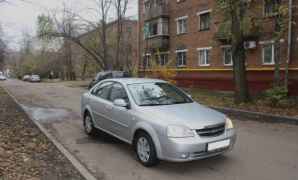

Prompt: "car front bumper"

[159,129,236,162]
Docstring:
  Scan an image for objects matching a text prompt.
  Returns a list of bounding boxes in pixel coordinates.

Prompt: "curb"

[212,106,298,125]
[2,87,98,180]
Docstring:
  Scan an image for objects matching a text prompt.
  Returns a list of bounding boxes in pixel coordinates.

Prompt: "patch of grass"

[184,88,298,117]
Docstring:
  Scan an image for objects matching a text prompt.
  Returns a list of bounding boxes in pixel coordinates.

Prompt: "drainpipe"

[285,0,293,90]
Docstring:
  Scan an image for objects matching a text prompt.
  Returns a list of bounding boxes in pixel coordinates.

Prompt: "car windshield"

[128,82,193,106]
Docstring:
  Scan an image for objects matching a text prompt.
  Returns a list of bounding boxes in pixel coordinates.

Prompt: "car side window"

[109,83,129,103]
[91,82,113,100]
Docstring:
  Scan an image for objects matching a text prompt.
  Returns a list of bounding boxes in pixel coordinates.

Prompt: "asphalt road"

[1,79,298,180]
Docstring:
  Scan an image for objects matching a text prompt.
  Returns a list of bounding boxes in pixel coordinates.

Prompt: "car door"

[107,83,132,141]
[90,82,114,131]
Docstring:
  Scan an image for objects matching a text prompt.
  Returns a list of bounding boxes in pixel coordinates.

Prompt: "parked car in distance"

[29,75,41,82]
[88,71,130,89]
[0,74,6,81]
[23,75,31,81]
[81,78,236,167]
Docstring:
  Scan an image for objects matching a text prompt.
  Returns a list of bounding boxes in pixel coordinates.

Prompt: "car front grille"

[196,123,225,137]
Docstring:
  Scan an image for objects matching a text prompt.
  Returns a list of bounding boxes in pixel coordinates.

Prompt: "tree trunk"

[285,0,293,91]
[273,43,281,87]
[231,3,249,103]
[233,45,249,103]
[81,58,88,80]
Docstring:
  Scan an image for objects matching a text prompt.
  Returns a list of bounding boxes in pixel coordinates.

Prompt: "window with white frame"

[144,18,169,38]
[198,10,211,31]
[176,50,187,67]
[198,48,211,66]
[144,0,151,13]
[262,43,275,65]
[159,54,169,66]
[176,16,188,34]
[222,46,233,66]
[143,54,151,68]
[155,53,168,66]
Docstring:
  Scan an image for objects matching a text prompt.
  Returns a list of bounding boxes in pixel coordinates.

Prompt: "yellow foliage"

[145,50,177,84]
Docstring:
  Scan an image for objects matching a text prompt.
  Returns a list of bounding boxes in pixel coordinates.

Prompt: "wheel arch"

[132,122,163,159]
[82,105,95,123]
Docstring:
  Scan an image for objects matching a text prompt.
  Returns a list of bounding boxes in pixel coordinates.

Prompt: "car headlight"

[167,125,195,138]
[225,117,234,129]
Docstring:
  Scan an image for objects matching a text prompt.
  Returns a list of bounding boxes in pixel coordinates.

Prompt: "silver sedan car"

[81,78,236,166]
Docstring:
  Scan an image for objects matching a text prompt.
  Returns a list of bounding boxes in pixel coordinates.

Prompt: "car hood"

[138,102,226,129]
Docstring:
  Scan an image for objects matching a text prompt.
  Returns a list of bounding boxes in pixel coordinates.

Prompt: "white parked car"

[29,75,41,82]
[0,74,6,81]
[23,75,31,81]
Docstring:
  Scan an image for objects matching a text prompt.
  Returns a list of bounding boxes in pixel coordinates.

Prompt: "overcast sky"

[0,0,138,50]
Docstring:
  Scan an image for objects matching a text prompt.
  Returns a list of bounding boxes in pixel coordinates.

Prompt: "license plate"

[208,139,230,152]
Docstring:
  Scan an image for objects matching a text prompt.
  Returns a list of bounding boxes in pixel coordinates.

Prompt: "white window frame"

[157,52,169,66]
[221,45,233,66]
[197,47,212,66]
[143,53,151,68]
[197,9,212,31]
[262,43,275,65]
[176,16,188,35]
[176,49,188,67]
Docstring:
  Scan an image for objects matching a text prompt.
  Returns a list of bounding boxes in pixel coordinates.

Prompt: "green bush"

[264,86,288,107]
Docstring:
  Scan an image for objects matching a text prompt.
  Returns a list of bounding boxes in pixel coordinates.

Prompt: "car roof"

[103,78,167,85]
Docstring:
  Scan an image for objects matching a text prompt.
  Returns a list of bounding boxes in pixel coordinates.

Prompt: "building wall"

[138,0,298,95]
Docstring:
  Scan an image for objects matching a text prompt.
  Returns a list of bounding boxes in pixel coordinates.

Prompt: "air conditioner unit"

[244,41,257,49]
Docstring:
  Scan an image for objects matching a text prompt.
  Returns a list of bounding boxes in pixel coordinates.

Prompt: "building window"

[144,0,151,13]
[198,10,211,31]
[176,16,188,34]
[222,46,233,66]
[198,47,211,66]
[143,54,151,68]
[150,22,158,36]
[176,50,187,67]
[144,18,169,38]
[156,53,168,66]
[264,0,280,17]
[262,43,275,65]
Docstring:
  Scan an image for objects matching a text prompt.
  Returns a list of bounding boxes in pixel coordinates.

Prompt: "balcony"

[144,4,169,21]
[146,35,169,50]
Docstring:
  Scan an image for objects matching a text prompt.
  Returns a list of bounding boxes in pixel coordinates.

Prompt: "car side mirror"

[187,94,192,99]
[113,99,129,109]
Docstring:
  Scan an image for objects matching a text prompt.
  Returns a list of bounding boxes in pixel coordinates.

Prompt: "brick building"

[138,0,298,94]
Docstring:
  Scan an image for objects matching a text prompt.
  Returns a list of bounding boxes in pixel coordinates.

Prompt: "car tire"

[83,112,97,136]
[134,132,159,167]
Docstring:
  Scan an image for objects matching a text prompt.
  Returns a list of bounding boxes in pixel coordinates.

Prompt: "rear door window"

[91,82,114,100]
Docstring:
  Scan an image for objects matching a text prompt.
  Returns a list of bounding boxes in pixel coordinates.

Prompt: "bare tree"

[0,40,5,72]
[113,0,128,70]
[0,25,5,71]
[37,0,113,71]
